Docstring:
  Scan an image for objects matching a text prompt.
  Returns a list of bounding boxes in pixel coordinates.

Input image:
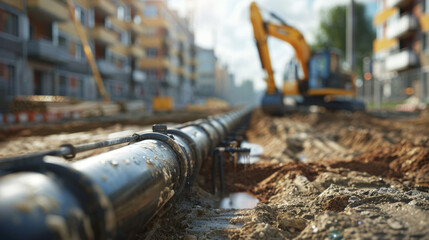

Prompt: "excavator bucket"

[261,93,285,115]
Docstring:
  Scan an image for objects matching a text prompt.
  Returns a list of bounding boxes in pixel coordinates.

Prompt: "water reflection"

[238,141,263,164]
[216,192,259,209]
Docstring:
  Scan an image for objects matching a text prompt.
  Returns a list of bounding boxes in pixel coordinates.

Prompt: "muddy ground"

[144,109,429,239]
[1,109,429,239]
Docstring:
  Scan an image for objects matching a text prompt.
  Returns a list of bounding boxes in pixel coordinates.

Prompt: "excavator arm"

[250,2,311,95]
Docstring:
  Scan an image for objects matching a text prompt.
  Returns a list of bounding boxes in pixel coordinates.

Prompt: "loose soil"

[145,109,429,239]
[2,108,429,239]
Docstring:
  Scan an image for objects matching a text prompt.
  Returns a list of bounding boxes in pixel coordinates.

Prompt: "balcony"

[138,37,163,47]
[93,0,116,16]
[92,27,117,45]
[27,0,68,22]
[374,7,398,26]
[58,22,90,39]
[138,58,170,69]
[2,0,23,10]
[0,35,22,54]
[97,60,128,77]
[123,0,144,12]
[168,65,181,74]
[141,18,169,28]
[386,14,417,39]
[373,38,398,53]
[385,49,418,72]
[109,44,128,57]
[109,17,129,31]
[27,39,71,63]
[129,45,145,58]
[129,23,145,36]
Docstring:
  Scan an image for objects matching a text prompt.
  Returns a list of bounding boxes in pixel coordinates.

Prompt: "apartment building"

[139,0,197,108]
[0,0,148,113]
[373,0,429,101]
[196,47,216,98]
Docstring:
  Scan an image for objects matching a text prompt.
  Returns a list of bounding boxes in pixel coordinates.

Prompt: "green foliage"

[313,3,375,77]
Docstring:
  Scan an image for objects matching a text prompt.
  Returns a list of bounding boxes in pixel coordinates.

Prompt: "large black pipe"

[0,108,252,240]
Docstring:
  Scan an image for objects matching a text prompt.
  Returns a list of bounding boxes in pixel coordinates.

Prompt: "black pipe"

[0,108,252,240]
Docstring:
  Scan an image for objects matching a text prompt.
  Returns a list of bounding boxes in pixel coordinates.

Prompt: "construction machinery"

[250,2,365,114]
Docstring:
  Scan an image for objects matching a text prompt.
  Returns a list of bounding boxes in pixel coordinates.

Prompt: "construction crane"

[250,2,365,114]
[66,0,110,102]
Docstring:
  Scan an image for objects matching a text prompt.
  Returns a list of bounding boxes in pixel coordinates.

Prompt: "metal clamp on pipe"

[167,129,201,191]
[135,127,191,195]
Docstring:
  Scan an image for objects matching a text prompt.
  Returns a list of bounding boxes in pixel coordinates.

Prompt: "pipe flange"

[184,123,215,150]
[167,129,201,189]
[210,117,228,135]
[200,119,223,143]
[137,133,190,194]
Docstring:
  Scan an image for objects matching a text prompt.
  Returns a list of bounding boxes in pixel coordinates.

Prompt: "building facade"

[373,0,429,103]
[0,0,197,113]
[139,0,197,108]
[196,46,216,98]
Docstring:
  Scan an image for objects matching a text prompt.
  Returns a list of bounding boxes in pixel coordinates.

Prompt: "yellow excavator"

[250,2,365,114]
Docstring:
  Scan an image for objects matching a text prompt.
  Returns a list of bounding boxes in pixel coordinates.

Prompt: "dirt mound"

[251,162,328,202]
[327,142,429,186]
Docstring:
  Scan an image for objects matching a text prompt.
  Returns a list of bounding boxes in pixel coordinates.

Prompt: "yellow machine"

[250,2,364,114]
[153,96,174,112]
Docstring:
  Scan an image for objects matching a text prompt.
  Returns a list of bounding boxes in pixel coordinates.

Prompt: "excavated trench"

[142,109,429,239]
[1,109,429,239]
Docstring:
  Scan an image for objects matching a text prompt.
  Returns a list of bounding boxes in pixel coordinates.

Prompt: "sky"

[168,0,377,90]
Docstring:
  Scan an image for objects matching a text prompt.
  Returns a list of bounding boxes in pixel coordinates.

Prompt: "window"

[88,9,95,28]
[117,6,125,20]
[145,69,157,80]
[0,8,18,36]
[0,62,15,96]
[59,75,68,96]
[133,15,141,24]
[76,43,83,59]
[120,31,130,45]
[144,6,158,18]
[74,6,86,26]
[146,48,158,58]
[58,35,67,48]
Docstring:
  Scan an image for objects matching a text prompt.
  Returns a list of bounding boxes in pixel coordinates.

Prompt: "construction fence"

[358,67,429,109]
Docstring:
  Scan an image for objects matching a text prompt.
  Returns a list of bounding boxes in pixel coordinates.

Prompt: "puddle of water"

[216,192,259,209]
[238,141,263,164]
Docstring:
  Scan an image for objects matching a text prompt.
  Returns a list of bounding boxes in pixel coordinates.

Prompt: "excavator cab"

[307,49,353,92]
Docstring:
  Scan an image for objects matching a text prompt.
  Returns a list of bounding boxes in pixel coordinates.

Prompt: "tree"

[313,3,375,77]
